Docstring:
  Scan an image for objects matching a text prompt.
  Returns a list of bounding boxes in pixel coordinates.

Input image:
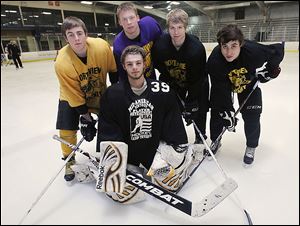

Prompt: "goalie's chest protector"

[106,78,186,168]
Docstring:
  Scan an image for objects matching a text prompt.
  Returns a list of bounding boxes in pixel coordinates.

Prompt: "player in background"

[113,2,162,83]
[96,45,204,203]
[207,24,284,165]
[152,8,209,145]
[54,16,117,182]
[7,40,23,69]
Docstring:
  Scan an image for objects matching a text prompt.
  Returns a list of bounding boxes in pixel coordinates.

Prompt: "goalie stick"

[53,135,238,218]
[177,94,253,225]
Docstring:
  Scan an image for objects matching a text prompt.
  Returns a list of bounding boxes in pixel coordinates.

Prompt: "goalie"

[71,45,206,204]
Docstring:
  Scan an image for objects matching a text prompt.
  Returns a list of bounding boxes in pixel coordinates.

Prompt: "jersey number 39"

[151,81,170,93]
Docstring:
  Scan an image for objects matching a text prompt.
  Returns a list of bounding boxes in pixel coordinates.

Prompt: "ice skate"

[64,156,76,185]
[243,147,256,167]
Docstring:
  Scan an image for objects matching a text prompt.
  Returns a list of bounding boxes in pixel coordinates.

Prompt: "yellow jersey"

[55,37,117,114]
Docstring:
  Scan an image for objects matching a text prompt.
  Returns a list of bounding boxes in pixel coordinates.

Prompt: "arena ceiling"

[91,1,291,19]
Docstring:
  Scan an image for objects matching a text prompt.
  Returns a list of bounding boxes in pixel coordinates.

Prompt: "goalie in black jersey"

[207,24,284,165]
[151,8,209,145]
[88,45,205,204]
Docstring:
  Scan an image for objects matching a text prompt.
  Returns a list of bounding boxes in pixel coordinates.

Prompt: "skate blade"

[243,162,253,168]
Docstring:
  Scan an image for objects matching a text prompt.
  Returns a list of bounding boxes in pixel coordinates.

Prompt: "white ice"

[1,51,299,225]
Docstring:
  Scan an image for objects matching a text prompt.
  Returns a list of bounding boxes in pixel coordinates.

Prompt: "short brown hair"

[116,2,138,20]
[61,16,87,38]
[166,8,189,28]
[121,45,146,65]
[217,24,244,46]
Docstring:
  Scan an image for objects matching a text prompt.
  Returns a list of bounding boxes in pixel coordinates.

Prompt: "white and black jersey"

[97,78,188,169]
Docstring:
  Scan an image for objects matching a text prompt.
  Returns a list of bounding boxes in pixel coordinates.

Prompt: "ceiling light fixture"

[41,12,52,15]
[144,5,153,9]
[81,1,93,5]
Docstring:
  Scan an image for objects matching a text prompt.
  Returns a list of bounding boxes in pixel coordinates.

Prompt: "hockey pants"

[210,87,262,148]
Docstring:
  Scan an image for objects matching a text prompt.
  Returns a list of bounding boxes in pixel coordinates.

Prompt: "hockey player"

[151,8,209,144]
[207,24,284,165]
[113,2,162,83]
[54,16,117,182]
[95,45,204,204]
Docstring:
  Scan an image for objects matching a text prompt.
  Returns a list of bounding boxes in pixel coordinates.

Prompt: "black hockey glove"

[256,62,281,83]
[182,100,199,126]
[219,110,237,132]
[80,116,97,142]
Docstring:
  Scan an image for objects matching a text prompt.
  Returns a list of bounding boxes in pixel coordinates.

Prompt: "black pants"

[12,55,23,68]
[176,90,208,142]
[210,87,262,148]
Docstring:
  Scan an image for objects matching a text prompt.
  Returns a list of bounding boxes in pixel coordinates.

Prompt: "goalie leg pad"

[105,164,147,204]
[106,181,146,204]
[148,142,205,192]
[95,141,128,193]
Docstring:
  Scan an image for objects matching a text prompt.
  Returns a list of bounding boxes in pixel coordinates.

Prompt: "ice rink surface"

[1,50,299,225]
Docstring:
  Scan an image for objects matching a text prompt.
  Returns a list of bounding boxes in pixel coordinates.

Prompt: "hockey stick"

[177,94,253,225]
[192,118,253,225]
[53,135,238,218]
[211,80,260,153]
[177,94,233,179]
[18,136,85,225]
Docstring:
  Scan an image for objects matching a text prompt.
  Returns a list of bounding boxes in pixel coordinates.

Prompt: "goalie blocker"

[95,141,128,193]
[95,141,146,204]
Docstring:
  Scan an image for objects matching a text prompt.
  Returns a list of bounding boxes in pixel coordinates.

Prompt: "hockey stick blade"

[191,178,237,217]
[126,170,238,217]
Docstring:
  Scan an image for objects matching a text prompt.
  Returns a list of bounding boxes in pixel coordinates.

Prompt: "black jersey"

[207,40,284,111]
[97,78,188,169]
[152,33,208,109]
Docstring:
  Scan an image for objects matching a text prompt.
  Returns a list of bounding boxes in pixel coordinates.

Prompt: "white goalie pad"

[147,142,206,192]
[106,182,146,204]
[105,164,146,204]
[95,141,128,193]
[71,164,96,183]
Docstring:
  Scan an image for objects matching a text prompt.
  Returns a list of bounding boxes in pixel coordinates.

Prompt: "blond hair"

[116,2,138,20]
[166,8,189,28]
